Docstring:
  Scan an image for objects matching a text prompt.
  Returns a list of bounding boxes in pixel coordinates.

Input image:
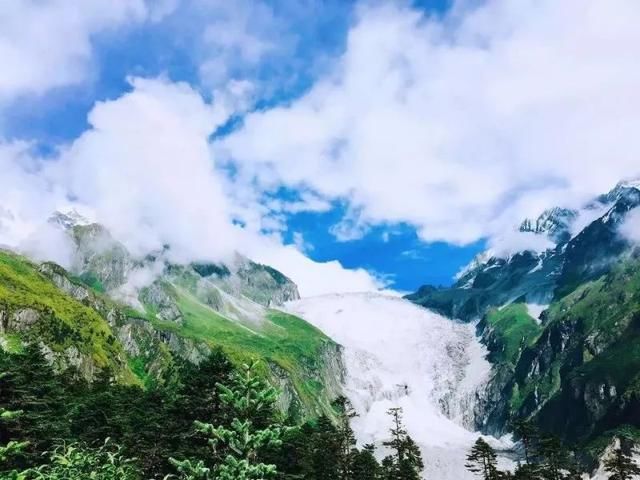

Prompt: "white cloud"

[0,142,67,246]
[0,0,147,99]
[218,0,640,246]
[241,233,386,297]
[52,77,238,264]
[183,0,296,92]
[0,76,383,296]
[620,207,640,245]
[487,231,555,259]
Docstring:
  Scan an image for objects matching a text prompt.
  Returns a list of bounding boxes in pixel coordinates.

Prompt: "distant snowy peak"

[596,178,640,205]
[616,178,640,190]
[454,250,495,282]
[518,207,578,243]
[48,209,92,230]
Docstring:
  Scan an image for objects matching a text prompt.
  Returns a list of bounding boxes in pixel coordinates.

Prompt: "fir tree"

[382,407,423,480]
[465,437,499,480]
[512,419,538,465]
[512,462,544,480]
[536,435,570,480]
[0,364,29,477]
[603,442,640,480]
[333,396,358,480]
[352,444,381,480]
[170,360,288,480]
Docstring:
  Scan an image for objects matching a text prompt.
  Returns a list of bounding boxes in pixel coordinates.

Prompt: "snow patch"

[526,303,548,323]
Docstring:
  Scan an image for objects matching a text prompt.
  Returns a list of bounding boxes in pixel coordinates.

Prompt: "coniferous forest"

[2,344,640,479]
[0,346,426,480]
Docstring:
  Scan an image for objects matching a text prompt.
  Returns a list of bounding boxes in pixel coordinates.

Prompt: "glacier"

[286,292,513,479]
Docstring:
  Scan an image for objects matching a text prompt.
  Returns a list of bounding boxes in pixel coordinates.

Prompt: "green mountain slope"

[408,181,640,457]
[0,217,342,421]
[0,250,135,382]
[149,287,341,418]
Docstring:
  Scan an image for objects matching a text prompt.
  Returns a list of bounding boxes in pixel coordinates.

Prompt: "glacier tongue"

[286,292,511,479]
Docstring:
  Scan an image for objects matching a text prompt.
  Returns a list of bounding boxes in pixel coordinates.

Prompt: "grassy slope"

[0,250,135,382]
[151,288,337,418]
[484,303,542,366]
[506,256,640,450]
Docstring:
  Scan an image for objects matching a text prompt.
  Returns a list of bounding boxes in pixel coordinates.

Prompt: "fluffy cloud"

[0,76,383,296]
[51,77,238,263]
[240,233,386,297]
[218,0,640,246]
[0,142,67,246]
[620,207,640,245]
[0,0,148,99]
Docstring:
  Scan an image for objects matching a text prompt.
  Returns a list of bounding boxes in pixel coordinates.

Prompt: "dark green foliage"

[535,435,573,480]
[268,402,382,480]
[191,262,231,279]
[465,437,499,480]
[21,439,141,479]
[333,396,358,480]
[603,442,640,480]
[170,361,288,480]
[1,341,383,480]
[512,463,544,480]
[512,419,539,464]
[0,346,70,467]
[381,407,423,480]
[0,346,235,478]
[351,444,381,480]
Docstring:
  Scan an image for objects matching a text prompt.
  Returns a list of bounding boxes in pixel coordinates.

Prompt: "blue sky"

[2,0,637,296]
[1,0,482,292]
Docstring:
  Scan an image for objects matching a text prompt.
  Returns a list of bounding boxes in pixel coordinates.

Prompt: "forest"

[1,346,638,480]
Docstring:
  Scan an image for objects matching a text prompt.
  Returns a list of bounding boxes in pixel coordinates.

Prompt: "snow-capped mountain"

[407,179,640,474]
[408,180,640,321]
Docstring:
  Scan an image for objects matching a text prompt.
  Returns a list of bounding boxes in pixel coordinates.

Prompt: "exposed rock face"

[406,249,561,321]
[407,181,640,454]
[40,262,91,301]
[139,281,184,324]
[5,308,40,332]
[190,254,300,307]
[9,215,338,420]
[70,223,134,291]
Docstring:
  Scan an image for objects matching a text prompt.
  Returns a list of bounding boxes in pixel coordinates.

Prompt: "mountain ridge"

[0,215,341,421]
[407,180,640,459]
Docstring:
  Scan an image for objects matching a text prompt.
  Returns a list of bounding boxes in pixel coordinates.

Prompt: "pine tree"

[382,407,423,480]
[512,419,538,465]
[465,437,500,480]
[603,442,640,480]
[536,435,570,480]
[513,463,544,480]
[333,396,358,480]
[0,366,29,474]
[170,360,288,480]
[352,444,381,480]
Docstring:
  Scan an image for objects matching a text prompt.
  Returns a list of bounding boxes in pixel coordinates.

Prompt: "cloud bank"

[0,77,383,296]
[218,0,640,246]
[3,0,640,293]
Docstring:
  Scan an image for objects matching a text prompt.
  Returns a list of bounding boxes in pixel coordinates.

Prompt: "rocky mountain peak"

[48,209,92,230]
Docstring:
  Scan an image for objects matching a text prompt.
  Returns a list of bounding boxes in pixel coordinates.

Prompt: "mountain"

[0,214,341,420]
[407,181,640,459]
